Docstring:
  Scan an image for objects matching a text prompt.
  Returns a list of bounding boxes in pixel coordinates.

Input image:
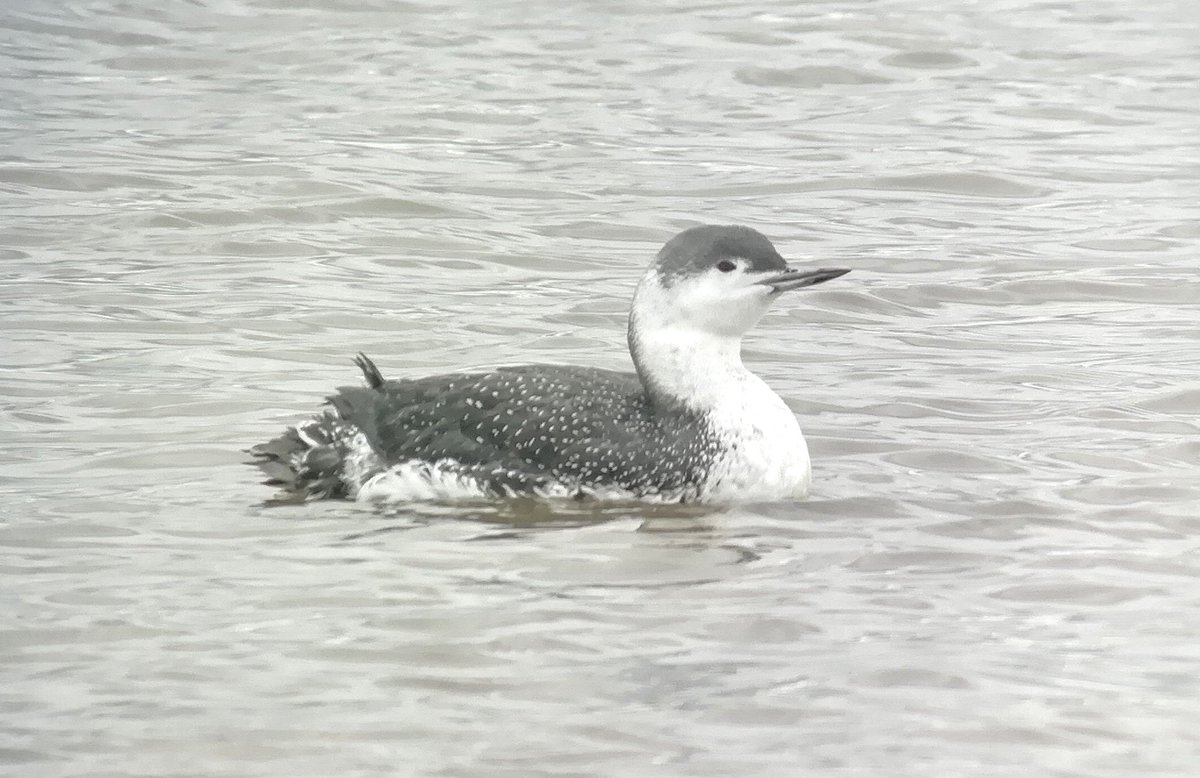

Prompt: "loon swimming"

[250,225,849,504]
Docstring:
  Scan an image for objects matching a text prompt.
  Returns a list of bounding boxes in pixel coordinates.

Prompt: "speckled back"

[328,365,721,500]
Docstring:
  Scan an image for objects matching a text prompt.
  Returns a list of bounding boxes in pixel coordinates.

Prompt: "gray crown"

[653,225,788,282]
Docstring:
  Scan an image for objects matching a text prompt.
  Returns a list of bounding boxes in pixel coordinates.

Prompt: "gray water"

[3,0,1199,775]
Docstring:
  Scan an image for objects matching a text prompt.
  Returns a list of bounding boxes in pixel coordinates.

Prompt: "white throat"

[628,276,757,412]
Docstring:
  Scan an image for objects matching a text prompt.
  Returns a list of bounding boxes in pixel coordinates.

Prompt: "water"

[3,0,1198,775]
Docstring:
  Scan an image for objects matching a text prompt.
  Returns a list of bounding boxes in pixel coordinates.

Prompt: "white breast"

[700,373,812,502]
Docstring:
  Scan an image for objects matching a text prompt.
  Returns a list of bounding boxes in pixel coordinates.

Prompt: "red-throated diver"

[250,225,849,503]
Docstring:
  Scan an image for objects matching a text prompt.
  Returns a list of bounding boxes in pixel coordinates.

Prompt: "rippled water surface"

[3,0,1199,775]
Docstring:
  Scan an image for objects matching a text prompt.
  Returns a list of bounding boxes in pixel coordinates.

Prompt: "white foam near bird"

[249,225,849,504]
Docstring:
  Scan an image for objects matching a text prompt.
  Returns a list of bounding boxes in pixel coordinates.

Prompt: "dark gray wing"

[329,356,713,498]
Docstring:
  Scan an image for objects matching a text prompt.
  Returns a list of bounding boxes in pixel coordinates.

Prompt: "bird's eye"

[717,260,737,273]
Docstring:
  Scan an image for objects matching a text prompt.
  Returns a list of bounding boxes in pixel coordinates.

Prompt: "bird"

[249,225,849,504]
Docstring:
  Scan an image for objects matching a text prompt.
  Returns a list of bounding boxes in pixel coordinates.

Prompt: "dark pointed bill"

[758,267,851,293]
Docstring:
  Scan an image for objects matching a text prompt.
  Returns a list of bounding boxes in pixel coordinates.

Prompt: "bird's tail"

[248,413,353,502]
[249,354,389,502]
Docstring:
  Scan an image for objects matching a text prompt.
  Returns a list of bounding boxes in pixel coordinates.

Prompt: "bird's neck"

[630,325,753,408]
[627,286,767,414]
